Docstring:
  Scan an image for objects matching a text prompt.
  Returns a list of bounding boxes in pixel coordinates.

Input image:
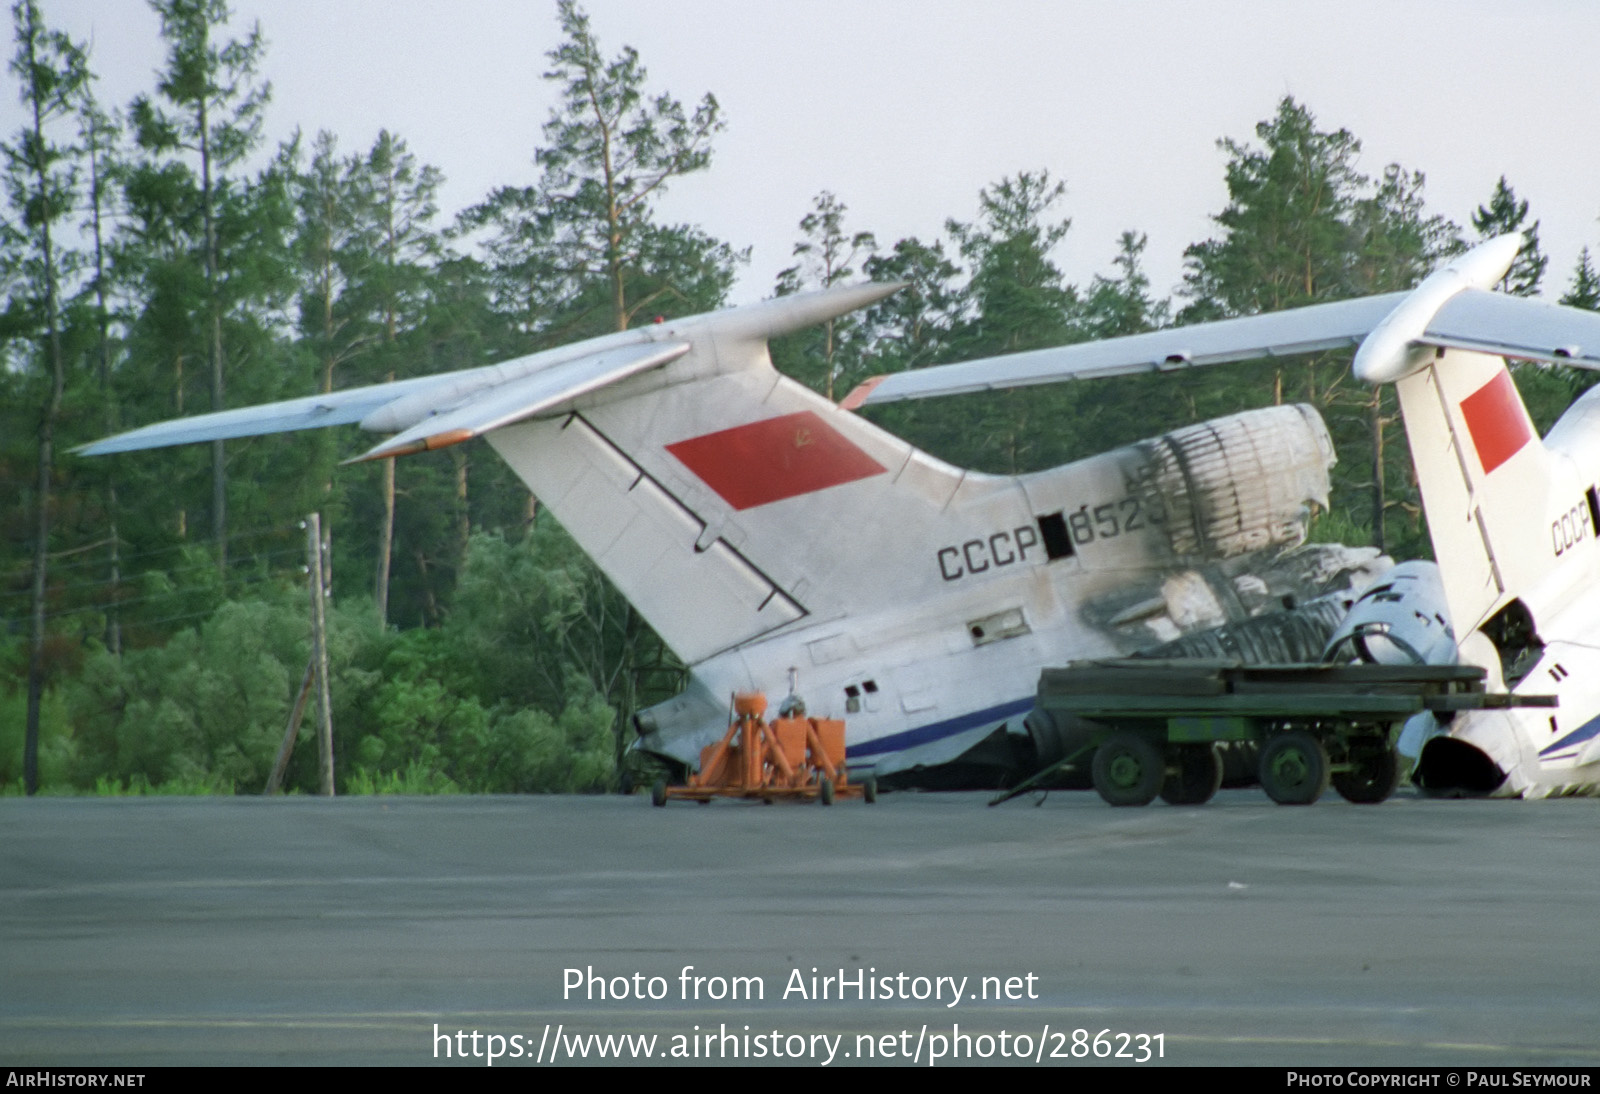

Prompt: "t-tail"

[478,286,1004,667]
[1354,240,1600,795]
[80,281,1002,667]
[850,233,1600,796]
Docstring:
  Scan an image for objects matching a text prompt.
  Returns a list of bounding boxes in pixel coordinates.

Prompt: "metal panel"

[489,415,804,664]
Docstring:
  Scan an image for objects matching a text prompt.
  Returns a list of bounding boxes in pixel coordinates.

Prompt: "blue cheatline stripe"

[849,697,1036,759]
[1539,712,1600,759]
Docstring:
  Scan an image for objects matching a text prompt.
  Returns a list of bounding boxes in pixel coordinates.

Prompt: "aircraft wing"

[845,284,1600,409]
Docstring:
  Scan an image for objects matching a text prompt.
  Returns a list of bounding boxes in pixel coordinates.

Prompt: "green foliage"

[462,0,739,338]
[344,761,456,795]
[35,549,621,795]
[5,0,95,795]
[0,651,73,789]
[330,528,622,794]
[772,191,877,400]
[1350,164,1462,294]
[1562,247,1600,311]
[1181,98,1365,319]
[66,584,308,790]
[1079,231,1169,339]
[5,0,1599,802]
[858,236,963,374]
[1175,97,1472,554]
[1471,176,1546,296]
[90,771,235,795]
[1512,362,1589,437]
[861,172,1089,474]
[947,170,1078,357]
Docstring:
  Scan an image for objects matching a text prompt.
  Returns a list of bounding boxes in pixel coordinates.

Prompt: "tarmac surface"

[3,788,1598,1067]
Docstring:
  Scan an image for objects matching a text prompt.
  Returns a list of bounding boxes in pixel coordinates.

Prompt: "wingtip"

[345,427,478,464]
[839,375,887,411]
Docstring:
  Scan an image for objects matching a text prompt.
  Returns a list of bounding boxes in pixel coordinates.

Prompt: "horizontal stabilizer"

[348,341,689,462]
[847,293,1405,407]
[1424,289,1600,370]
[81,280,898,458]
[80,340,690,460]
[75,373,455,455]
[847,235,1600,408]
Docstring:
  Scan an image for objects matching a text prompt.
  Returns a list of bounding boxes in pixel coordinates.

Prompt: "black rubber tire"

[650,778,667,808]
[819,776,835,806]
[1160,743,1223,805]
[1260,731,1330,805]
[862,776,878,804]
[1333,744,1400,804]
[1091,732,1164,807]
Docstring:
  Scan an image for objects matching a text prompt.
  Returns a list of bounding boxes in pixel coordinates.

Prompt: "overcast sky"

[13,1,1600,307]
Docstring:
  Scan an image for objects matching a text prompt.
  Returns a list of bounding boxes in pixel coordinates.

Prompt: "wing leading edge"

[346,341,690,461]
[75,372,451,455]
[77,339,690,460]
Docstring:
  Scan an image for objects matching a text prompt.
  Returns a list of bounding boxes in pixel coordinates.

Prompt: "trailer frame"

[998,660,1554,807]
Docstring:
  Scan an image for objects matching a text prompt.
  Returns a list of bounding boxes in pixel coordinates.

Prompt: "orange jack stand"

[651,692,877,806]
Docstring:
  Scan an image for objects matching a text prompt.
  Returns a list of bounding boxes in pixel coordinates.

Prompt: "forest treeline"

[4,0,1598,794]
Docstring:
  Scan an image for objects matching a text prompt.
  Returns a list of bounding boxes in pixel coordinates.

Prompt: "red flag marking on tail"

[667,410,886,511]
[1460,371,1533,475]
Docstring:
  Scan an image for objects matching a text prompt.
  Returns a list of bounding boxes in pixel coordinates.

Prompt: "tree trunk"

[87,104,120,656]
[454,447,470,560]
[200,96,227,579]
[376,453,395,625]
[22,14,65,795]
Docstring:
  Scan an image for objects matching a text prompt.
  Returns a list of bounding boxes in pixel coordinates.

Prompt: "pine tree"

[1179,98,1461,556]
[1,0,90,794]
[1562,247,1600,311]
[292,128,451,623]
[74,79,126,654]
[947,170,1077,357]
[1347,164,1460,553]
[1470,176,1546,297]
[858,235,963,375]
[463,0,738,342]
[357,131,451,625]
[1079,230,1170,339]
[1350,164,1460,295]
[456,1,740,768]
[940,171,1080,472]
[1181,97,1364,322]
[772,190,877,400]
[129,0,273,575]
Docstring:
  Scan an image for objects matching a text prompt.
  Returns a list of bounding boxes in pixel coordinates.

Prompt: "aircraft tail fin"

[483,316,993,666]
[1393,349,1584,639]
[80,282,927,669]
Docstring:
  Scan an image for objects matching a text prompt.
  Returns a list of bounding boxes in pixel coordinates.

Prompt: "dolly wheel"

[1091,732,1163,806]
[1160,743,1222,805]
[1333,745,1400,803]
[1260,731,1330,805]
[650,779,668,808]
[819,776,835,806]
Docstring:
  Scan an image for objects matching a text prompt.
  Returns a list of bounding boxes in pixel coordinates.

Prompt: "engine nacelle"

[1322,560,1457,666]
[1131,404,1333,561]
